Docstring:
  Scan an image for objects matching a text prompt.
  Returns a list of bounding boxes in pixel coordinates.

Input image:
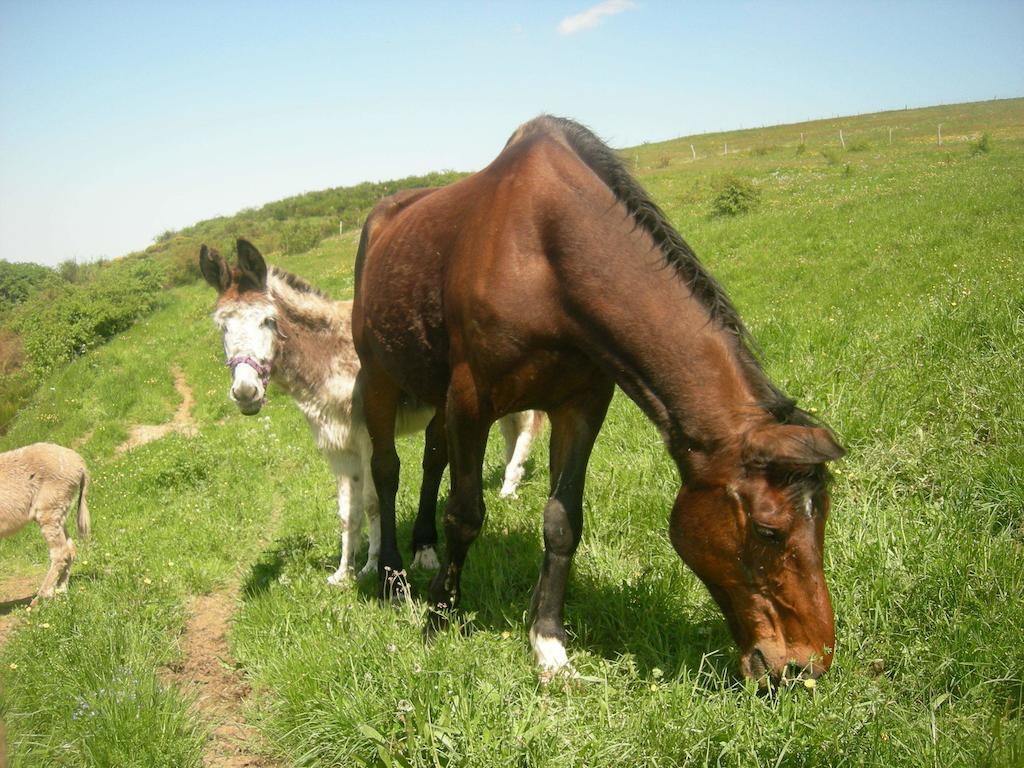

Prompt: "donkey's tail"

[76,467,91,538]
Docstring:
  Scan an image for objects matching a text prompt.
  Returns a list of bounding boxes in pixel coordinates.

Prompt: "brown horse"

[352,116,844,685]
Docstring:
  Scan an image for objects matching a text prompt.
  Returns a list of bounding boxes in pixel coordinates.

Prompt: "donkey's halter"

[226,355,272,395]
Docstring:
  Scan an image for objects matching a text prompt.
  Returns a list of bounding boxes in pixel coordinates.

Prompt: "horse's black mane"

[269,267,330,300]
[518,115,820,430]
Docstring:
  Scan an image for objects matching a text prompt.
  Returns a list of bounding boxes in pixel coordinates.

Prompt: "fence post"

[839,129,845,149]
[889,127,893,145]
[690,144,696,160]
[937,124,942,145]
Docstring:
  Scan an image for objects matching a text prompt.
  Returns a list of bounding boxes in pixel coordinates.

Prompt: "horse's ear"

[236,238,267,291]
[742,424,845,469]
[199,245,231,293]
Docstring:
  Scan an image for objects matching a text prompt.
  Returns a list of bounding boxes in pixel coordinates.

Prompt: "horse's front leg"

[529,382,612,681]
[411,409,447,571]
[360,364,406,600]
[326,449,365,586]
[426,368,490,633]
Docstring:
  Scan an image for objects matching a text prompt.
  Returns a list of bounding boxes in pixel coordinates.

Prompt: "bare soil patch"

[164,503,284,768]
[0,573,43,650]
[165,590,277,768]
[117,366,198,453]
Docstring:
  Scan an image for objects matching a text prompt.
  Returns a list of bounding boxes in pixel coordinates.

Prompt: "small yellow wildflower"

[803,678,817,690]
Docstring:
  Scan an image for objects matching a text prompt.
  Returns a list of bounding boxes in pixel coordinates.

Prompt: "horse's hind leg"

[499,411,542,499]
[326,449,365,586]
[529,382,612,680]
[426,369,490,632]
[411,409,447,570]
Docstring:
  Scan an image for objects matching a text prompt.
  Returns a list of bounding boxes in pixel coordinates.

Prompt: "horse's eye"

[262,317,276,329]
[753,524,784,543]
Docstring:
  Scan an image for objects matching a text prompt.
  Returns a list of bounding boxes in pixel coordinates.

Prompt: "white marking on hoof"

[498,483,519,500]
[357,558,378,579]
[411,547,440,571]
[530,628,574,681]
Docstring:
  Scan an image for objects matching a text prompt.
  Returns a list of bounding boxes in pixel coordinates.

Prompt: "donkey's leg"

[360,364,406,600]
[357,447,381,579]
[326,449,365,586]
[529,383,613,680]
[498,411,542,499]
[411,409,448,571]
[33,514,75,605]
[426,367,490,634]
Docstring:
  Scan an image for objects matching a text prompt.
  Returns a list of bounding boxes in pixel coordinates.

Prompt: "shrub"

[10,259,166,380]
[795,143,807,156]
[847,139,871,152]
[710,176,761,217]
[751,145,776,157]
[281,219,326,256]
[0,261,57,311]
[971,133,992,155]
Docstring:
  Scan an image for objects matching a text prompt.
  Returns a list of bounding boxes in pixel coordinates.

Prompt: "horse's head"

[670,421,844,686]
[199,239,281,416]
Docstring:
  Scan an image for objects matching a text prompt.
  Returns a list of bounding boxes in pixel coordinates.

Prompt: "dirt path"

[117,366,198,453]
[167,590,276,768]
[164,505,284,768]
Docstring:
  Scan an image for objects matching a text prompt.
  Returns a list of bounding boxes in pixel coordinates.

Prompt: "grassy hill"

[1,98,1022,766]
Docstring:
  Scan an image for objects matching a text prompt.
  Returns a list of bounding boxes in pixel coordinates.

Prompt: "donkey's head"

[200,239,282,416]
[670,421,844,686]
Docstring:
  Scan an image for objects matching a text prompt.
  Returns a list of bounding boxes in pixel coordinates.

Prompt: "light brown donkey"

[0,443,90,605]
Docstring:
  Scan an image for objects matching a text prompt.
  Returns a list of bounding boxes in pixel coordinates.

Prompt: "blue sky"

[1,1,1021,266]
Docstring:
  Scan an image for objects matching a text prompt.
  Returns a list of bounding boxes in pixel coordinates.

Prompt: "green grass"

[2,98,1023,766]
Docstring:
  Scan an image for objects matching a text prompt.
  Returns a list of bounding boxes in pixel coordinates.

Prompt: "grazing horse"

[352,116,844,684]
[200,240,543,581]
[0,442,90,605]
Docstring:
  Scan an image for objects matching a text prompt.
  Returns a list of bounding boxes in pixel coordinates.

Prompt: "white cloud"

[558,0,636,36]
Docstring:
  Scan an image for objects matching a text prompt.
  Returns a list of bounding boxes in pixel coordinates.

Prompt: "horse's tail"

[76,466,90,538]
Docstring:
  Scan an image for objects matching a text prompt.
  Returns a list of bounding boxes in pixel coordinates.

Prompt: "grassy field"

[1,98,1022,766]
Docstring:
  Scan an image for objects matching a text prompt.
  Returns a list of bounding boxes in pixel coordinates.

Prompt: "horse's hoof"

[423,605,451,640]
[411,547,440,571]
[378,568,410,603]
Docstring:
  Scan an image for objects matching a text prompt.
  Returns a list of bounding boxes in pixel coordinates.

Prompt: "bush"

[281,219,327,255]
[0,260,57,312]
[821,149,841,166]
[710,176,761,217]
[970,133,992,155]
[10,259,166,380]
[795,143,807,156]
[847,139,871,152]
[750,145,776,157]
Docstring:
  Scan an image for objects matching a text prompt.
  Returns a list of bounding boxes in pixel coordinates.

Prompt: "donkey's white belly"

[395,404,435,437]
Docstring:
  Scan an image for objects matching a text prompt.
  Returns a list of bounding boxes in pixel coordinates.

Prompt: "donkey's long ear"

[742,424,845,469]
[236,238,268,292]
[199,245,231,293]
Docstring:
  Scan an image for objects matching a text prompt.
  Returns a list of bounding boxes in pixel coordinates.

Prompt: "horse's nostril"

[748,648,769,679]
